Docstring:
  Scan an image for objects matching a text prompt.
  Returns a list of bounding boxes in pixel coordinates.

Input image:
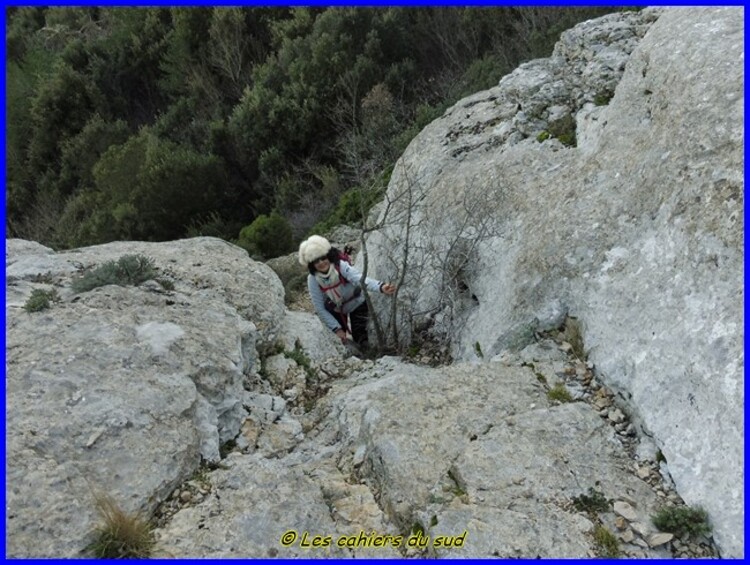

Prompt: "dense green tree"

[85,129,227,242]
[57,114,131,195]
[6,6,619,249]
[5,7,46,62]
[237,211,295,258]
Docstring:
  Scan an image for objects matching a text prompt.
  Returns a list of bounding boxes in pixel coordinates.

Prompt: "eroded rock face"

[5,237,281,557]
[152,345,690,559]
[363,7,743,557]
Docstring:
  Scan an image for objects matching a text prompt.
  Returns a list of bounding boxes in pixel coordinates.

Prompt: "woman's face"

[313,256,330,272]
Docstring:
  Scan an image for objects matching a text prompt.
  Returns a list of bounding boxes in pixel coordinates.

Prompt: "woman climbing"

[298,235,396,353]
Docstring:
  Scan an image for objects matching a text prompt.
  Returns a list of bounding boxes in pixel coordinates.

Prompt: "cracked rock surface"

[5,7,738,559]
[151,335,717,558]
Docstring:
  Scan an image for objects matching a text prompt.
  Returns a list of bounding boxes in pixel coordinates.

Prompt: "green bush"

[547,383,573,403]
[23,288,61,312]
[548,114,577,148]
[72,254,156,294]
[238,211,295,259]
[89,130,227,242]
[536,131,551,143]
[310,183,385,236]
[593,525,620,558]
[652,506,711,538]
[594,90,614,106]
[573,487,609,514]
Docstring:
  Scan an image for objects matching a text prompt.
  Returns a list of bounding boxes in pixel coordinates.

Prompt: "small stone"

[171,489,180,500]
[633,537,649,548]
[560,342,573,352]
[608,408,626,423]
[593,397,612,410]
[648,532,674,547]
[656,490,666,497]
[631,522,650,537]
[620,529,635,543]
[615,516,627,530]
[180,490,193,503]
[613,500,638,521]
[352,444,367,467]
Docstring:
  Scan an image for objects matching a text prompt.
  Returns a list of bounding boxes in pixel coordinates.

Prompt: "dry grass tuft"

[87,494,155,558]
[562,316,586,361]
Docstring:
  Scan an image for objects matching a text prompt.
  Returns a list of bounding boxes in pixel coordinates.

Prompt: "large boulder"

[5,237,284,556]
[364,8,742,557]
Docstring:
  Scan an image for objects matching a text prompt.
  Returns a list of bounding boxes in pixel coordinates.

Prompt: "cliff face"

[365,7,743,557]
[5,7,742,560]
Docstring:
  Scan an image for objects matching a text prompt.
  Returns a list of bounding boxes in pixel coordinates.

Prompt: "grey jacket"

[308,261,384,332]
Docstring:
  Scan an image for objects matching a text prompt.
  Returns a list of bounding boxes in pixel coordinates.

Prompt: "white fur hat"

[298,235,331,266]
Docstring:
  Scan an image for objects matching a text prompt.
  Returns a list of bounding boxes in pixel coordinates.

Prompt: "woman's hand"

[381,283,397,295]
[335,328,348,343]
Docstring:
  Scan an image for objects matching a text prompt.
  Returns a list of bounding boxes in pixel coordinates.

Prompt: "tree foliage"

[6,6,618,253]
[238,211,295,259]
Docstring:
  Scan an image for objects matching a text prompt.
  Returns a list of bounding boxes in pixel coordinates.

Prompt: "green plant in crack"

[474,341,484,358]
[548,114,577,147]
[446,469,467,498]
[284,344,317,382]
[594,90,614,106]
[190,463,215,490]
[593,525,620,557]
[547,383,573,403]
[72,254,157,294]
[562,317,586,360]
[219,438,237,458]
[157,278,175,291]
[411,521,425,536]
[573,487,609,514]
[24,288,61,312]
[652,505,711,538]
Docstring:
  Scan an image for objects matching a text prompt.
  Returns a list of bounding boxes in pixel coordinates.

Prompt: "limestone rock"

[613,501,638,521]
[153,454,347,558]
[364,7,743,556]
[5,237,284,557]
[648,532,674,548]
